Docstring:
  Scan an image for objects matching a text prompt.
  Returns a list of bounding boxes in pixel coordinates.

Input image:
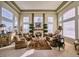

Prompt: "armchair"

[13,35,27,49]
[74,39,79,55]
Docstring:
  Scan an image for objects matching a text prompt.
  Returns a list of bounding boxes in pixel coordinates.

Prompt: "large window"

[34,17,43,29]
[63,20,75,39]
[23,17,29,33]
[63,8,75,20]
[2,8,13,20]
[63,8,75,39]
[2,19,13,32]
[2,8,13,32]
[47,17,53,33]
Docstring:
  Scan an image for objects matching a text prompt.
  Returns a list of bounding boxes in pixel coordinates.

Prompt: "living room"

[0,1,79,57]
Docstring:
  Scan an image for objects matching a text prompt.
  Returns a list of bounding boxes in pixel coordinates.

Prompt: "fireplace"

[34,29,43,37]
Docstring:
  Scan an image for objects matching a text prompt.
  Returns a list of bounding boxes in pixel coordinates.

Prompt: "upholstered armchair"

[76,46,79,55]
[13,35,27,49]
[74,40,79,55]
[0,35,10,47]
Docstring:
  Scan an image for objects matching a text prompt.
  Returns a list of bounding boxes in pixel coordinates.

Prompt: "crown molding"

[4,1,21,14]
[10,1,21,11]
[12,1,70,13]
[57,1,73,13]
[56,1,68,11]
[4,1,73,13]
[21,9,56,12]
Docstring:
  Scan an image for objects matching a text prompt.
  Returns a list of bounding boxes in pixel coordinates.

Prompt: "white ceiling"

[14,1,63,10]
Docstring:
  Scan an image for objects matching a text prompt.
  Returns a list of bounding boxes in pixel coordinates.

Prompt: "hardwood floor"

[0,42,79,57]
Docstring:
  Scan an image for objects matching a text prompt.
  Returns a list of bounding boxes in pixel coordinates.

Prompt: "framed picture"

[35,22,41,28]
[34,17,43,29]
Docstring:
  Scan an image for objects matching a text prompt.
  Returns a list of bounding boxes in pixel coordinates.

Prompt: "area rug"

[28,40,52,50]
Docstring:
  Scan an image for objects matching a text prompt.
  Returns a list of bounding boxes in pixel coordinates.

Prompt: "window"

[34,17,43,29]
[23,17,29,33]
[23,17,29,23]
[2,8,13,32]
[63,20,75,39]
[2,8,13,20]
[63,8,75,20]
[47,17,53,33]
[63,8,76,39]
[2,19,13,32]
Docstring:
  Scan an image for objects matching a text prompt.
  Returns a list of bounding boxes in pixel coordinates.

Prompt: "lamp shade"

[0,24,6,27]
